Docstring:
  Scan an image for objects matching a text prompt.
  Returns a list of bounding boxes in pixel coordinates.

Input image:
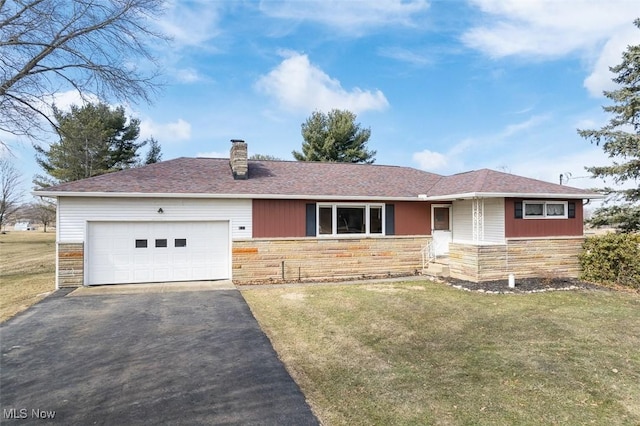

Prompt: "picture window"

[317,204,385,236]
[337,207,365,234]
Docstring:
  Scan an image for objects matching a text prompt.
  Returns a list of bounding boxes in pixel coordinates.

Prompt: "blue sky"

[8,0,640,199]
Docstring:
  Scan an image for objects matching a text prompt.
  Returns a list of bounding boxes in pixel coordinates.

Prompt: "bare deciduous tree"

[0,157,22,229]
[0,0,167,147]
[27,198,56,232]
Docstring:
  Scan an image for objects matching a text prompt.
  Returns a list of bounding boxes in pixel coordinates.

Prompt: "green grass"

[0,231,56,322]
[242,282,640,425]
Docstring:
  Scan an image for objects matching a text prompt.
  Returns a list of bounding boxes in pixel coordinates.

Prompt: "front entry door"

[432,206,452,256]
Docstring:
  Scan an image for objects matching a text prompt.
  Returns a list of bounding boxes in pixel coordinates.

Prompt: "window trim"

[523,200,568,219]
[316,203,385,236]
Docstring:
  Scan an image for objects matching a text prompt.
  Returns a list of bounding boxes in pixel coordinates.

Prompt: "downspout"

[55,197,60,290]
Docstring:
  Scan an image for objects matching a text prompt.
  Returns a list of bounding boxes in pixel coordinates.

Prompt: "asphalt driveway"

[0,286,318,425]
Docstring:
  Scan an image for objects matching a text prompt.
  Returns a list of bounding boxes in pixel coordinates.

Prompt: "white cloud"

[412,149,449,171]
[463,0,639,97]
[255,52,389,114]
[377,46,431,66]
[48,90,100,111]
[174,68,203,83]
[259,0,430,35]
[37,90,100,120]
[574,118,599,132]
[584,25,640,96]
[412,114,549,173]
[449,115,549,157]
[499,114,550,139]
[140,118,191,142]
[463,0,635,58]
[196,151,227,158]
[155,0,222,48]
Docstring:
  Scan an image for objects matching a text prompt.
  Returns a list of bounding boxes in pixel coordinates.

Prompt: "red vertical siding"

[253,199,432,238]
[394,201,431,235]
[504,198,584,238]
[253,199,307,238]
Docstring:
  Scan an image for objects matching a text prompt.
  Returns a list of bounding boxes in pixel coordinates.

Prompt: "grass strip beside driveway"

[0,231,56,322]
[242,282,640,425]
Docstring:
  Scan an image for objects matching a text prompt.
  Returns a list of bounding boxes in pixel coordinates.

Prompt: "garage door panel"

[88,221,229,285]
[152,268,171,282]
[133,270,152,282]
[112,236,130,249]
[114,270,134,282]
[112,254,131,264]
[172,268,189,279]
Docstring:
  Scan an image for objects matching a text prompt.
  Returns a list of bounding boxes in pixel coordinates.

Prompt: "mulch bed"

[442,276,609,293]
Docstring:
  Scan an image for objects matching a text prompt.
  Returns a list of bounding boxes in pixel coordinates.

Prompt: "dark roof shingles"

[43,158,443,198]
[42,158,596,198]
[428,169,594,196]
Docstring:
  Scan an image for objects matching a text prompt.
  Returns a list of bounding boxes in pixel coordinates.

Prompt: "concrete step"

[422,262,450,278]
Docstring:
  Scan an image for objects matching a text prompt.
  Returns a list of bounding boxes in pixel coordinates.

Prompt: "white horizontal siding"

[483,198,505,243]
[58,197,251,242]
[452,198,505,244]
[452,200,473,242]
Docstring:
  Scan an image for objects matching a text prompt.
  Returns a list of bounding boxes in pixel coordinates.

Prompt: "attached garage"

[86,221,230,285]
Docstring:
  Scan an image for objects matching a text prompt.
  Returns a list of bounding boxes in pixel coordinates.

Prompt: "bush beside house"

[580,233,640,289]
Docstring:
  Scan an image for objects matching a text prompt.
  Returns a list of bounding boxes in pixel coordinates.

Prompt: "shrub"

[579,233,640,289]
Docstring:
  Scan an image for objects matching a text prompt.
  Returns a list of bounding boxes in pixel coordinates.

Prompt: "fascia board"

[32,191,425,202]
[422,192,605,201]
[33,190,605,201]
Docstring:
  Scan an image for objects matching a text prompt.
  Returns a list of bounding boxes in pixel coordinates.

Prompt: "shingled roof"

[427,169,596,198]
[35,157,599,200]
[35,157,443,199]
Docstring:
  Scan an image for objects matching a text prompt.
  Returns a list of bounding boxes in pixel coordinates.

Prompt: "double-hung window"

[523,201,568,219]
[318,204,384,236]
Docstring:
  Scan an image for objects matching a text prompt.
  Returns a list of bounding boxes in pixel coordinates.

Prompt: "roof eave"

[32,191,427,202]
[33,190,604,201]
[420,192,604,201]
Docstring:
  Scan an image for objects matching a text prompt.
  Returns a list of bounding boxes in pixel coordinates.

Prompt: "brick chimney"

[229,139,248,180]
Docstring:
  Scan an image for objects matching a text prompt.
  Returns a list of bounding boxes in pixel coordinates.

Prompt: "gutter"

[32,190,604,202]
[31,191,429,202]
[419,191,605,201]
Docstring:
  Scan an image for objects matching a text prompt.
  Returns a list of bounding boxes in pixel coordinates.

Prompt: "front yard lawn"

[0,231,56,322]
[242,282,640,425]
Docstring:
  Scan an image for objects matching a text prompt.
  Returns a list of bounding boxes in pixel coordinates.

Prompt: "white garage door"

[87,221,230,285]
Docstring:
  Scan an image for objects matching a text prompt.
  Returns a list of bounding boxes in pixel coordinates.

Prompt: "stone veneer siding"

[58,243,84,287]
[232,236,430,284]
[448,237,584,282]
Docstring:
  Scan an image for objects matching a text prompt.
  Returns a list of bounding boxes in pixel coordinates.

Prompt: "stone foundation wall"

[232,236,430,284]
[448,243,505,282]
[56,236,582,286]
[449,237,584,282]
[58,243,84,287]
